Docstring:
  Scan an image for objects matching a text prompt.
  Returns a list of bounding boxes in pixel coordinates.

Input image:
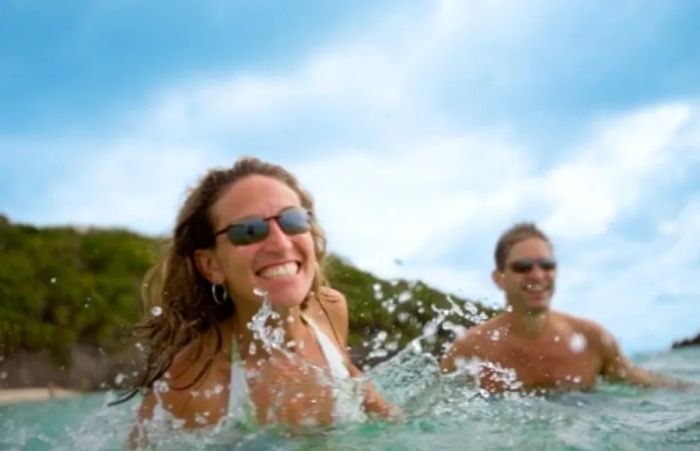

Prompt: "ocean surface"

[1,346,699,450]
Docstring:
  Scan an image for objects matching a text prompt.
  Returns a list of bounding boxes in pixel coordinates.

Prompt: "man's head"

[494,222,551,272]
[492,223,556,314]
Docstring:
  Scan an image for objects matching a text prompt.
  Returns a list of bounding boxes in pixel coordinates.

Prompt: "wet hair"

[494,222,551,271]
[114,157,328,403]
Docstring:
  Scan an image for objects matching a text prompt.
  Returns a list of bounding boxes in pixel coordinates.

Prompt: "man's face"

[495,237,556,314]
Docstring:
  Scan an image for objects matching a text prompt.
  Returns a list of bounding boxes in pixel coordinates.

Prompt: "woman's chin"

[268,297,305,310]
[264,287,308,309]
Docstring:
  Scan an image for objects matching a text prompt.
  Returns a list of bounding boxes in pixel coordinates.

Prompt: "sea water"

[1,346,699,450]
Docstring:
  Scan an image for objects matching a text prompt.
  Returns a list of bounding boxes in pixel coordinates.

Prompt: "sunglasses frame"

[213,206,312,246]
[507,258,557,274]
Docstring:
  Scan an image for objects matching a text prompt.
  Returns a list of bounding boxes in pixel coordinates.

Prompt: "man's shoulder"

[551,311,615,349]
[454,316,504,345]
[552,311,605,333]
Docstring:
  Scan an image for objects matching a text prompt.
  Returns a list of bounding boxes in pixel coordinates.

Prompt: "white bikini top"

[226,314,366,423]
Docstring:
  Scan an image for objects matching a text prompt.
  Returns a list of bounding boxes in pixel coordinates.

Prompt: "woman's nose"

[262,219,293,250]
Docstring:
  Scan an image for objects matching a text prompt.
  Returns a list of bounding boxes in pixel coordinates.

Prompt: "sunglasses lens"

[539,259,557,271]
[223,207,310,246]
[509,260,534,273]
[508,258,557,273]
[227,219,269,245]
[278,207,311,235]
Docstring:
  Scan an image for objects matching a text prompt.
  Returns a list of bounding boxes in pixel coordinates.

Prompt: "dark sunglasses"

[214,206,312,246]
[507,258,557,273]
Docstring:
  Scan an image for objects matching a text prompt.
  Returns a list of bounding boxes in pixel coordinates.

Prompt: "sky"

[2,0,700,355]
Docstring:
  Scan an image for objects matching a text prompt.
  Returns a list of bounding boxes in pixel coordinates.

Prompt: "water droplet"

[573,375,582,384]
[153,380,169,392]
[554,335,560,342]
[195,414,208,425]
[114,373,126,385]
[50,277,57,284]
[150,306,163,317]
[569,333,587,353]
[0,371,7,380]
[253,287,268,298]
[372,283,383,300]
[397,291,412,303]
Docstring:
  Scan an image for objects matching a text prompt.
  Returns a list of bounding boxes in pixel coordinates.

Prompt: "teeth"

[259,262,298,279]
[524,283,546,292]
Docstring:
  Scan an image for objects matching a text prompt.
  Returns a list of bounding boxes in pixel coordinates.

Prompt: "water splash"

[569,333,587,353]
[246,288,293,358]
[252,287,268,298]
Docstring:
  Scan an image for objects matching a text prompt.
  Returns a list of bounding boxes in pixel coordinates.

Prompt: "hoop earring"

[211,284,228,305]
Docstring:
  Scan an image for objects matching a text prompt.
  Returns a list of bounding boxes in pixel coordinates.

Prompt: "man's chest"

[476,338,602,391]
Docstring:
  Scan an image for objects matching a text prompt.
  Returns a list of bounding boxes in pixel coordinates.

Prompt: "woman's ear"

[491,269,505,290]
[194,248,224,284]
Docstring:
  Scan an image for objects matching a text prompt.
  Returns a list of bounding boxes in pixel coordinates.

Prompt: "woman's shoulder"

[318,286,347,304]
[316,286,348,319]
[138,324,232,428]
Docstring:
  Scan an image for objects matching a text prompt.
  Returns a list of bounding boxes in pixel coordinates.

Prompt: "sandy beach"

[0,387,80,406]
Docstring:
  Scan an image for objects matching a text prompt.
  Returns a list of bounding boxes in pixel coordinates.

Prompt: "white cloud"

[46,142,218,234]
[294,134,530,275]
[541,103,691,238]
[552,195,700,353]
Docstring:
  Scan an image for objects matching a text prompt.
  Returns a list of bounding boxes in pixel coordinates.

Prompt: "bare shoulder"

[315,286,349,333]
[441,317,500,372]
[169,327,230,383]
[554,311,617,351]
[136,327,231,428]
[318,286,347,307]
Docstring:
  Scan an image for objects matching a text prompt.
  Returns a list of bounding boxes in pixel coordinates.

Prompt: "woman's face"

[208,175,317,311]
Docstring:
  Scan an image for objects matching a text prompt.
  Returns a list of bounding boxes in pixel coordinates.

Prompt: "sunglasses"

[507,258,557,273]
[214,206,312,246]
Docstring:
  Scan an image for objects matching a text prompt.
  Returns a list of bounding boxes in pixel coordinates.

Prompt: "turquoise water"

[1,347,699,450]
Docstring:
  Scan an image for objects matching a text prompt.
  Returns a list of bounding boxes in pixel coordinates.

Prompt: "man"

[441,222,691,393]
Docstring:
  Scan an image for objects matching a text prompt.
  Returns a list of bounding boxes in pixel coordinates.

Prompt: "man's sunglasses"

[213,206,312,246]
[507,258,557,273]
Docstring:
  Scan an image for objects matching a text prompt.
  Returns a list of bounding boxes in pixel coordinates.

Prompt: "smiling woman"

[113,157,395,447]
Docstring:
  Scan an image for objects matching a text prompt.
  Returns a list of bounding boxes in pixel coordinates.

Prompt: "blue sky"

[2,0,700,354]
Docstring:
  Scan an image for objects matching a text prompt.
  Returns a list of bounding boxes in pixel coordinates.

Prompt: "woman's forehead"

[212,175,301,224]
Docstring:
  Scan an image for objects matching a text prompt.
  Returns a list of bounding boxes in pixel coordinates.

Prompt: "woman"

[125,157,394,444]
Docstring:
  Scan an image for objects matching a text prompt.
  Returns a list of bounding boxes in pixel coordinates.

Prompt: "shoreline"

[0,387,80,406]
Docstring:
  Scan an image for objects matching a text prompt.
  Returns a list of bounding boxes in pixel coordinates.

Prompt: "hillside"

[0,214,497,390]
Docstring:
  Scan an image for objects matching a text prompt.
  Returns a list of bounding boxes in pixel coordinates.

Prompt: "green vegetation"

[0,214,497,371]
[0,215,160,365]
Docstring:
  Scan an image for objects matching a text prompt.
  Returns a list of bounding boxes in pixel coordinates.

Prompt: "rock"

[672,331,700,349]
